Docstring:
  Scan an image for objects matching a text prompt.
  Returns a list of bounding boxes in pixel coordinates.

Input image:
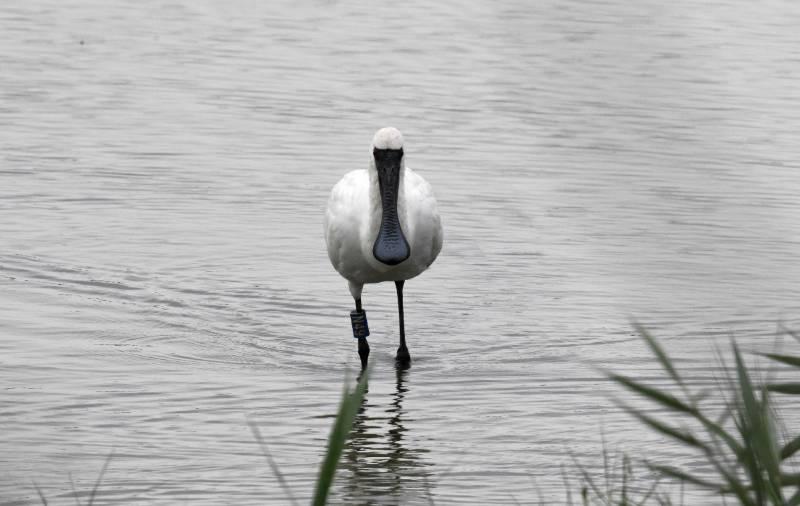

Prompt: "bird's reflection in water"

[338,368,434,505]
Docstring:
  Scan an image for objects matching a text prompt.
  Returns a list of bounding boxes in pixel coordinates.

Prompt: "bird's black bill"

[373,148,410,265]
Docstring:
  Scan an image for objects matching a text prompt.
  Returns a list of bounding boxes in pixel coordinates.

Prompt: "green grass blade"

[611,372,744,456]
[760,353,800,369]
[635,475,663,506]
[248,421,299,506]
[621,454,629,505]
[734,343,786,504]
[712,461,757,506]
[766,382,800,394]
[645,463,726,492]
[655,494,673,506]
[782,473,800,486]
[32,481,48,506]
[689,388,713,405]
[311,369,369,506]
[788,489,800,506]
[68,472,82,506]
[733,343,758,425]
[733,344,771,502]
[634,323,684,388]
[617,402,706,450]
[693,409,745,459]
[600,432,610,500]
[569,454,605,502]
[560,464,575,506]
[609,374,694,414]
[87,450,114,506]
[758,388,784,502]
[781,435,800,460]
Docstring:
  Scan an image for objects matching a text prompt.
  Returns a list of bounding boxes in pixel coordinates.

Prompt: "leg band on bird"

[350,310,370,339]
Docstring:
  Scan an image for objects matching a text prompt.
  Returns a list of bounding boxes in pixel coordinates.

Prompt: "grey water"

[3,0,800,504]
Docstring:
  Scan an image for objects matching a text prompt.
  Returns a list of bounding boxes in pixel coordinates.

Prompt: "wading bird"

[325,127,443,369]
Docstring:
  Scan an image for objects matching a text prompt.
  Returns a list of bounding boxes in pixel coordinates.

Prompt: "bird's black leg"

[353,297,370,370]
[395,280,411,368]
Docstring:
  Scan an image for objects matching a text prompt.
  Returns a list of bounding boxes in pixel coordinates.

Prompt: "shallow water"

[3,0,800,504]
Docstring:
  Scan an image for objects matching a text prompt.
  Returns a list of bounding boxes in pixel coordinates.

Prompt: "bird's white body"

[325,167,442,284]
[324,130,442,298]
[325,127,440,368]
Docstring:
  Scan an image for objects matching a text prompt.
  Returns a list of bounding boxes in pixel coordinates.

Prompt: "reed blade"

[311,369,369,506]
[635,323,684,388]
[766,382,800,395]
[781,435,800,460]
[609,374,694,414]
[761,353,800,369]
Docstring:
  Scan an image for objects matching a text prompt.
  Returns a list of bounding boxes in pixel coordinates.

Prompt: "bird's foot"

[358,337,370,370]
[395,345,411,370]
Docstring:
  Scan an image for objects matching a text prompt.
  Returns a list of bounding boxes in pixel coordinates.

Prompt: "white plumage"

[324,127,443,367]
[325,128,443,297]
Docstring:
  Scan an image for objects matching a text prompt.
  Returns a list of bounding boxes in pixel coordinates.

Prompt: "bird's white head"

[371,127,404,150]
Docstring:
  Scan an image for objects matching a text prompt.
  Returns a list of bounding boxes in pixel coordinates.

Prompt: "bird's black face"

[373,147,410,265]
[373,147,404,172]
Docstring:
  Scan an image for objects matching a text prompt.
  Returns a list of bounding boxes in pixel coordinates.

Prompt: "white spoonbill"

[325,127,443,369]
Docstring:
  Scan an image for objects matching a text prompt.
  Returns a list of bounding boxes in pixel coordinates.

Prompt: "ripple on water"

[4,0,800,503]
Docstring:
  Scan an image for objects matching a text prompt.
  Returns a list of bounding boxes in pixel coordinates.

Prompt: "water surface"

[3,0,800,504]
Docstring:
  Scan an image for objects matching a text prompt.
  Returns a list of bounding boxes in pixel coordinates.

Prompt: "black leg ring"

[350,310,370,339]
